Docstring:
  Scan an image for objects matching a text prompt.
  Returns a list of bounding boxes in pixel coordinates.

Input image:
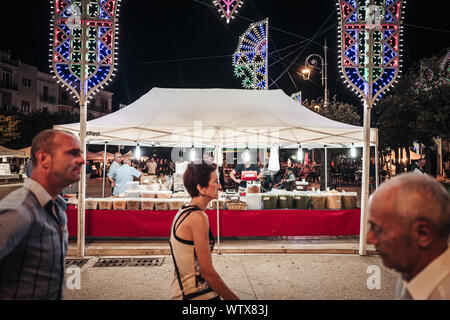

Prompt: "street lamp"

[299,40,329,107]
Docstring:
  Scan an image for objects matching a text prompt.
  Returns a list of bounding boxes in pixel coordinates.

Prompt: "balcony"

[40,95,57,103]
[59,99,78,108]
[0,81,18,91]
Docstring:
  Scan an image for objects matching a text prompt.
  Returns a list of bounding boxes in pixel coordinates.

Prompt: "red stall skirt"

[66,208,361,237]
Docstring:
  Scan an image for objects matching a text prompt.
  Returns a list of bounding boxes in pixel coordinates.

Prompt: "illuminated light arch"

[233,18,268,90]
[50,0,120,103]
[336,0,405,105]
[213,0,244,23]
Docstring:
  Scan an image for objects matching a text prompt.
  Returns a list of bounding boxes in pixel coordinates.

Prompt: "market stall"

[67,187,360,237]
[0,145,26,181]
[55,88,377,251]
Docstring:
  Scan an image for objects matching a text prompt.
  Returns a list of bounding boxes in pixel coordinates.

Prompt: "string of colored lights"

[233,18,268,90]
[50,0,120,103]
[213,0,243,23]
[336,0,406,106]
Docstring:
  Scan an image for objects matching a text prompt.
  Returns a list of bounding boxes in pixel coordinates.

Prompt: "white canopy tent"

[55,87,379,256]
[55,87,377,148]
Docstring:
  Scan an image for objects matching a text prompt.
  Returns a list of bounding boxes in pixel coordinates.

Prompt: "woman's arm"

[189,211,239,300]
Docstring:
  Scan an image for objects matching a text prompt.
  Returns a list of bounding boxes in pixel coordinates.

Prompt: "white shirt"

[398,247,450,300]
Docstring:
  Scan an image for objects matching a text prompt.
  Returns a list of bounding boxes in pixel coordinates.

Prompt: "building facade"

[0,50,113,118]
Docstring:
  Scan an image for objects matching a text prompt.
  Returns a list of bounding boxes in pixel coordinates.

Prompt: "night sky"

[1,0,449,111]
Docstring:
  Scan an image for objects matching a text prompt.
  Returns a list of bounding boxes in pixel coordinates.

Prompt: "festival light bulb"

[297,145,304,162]
[135,144,141,159]
[190,146,196,162]
[243,147,250,163]
[350,144,356,158]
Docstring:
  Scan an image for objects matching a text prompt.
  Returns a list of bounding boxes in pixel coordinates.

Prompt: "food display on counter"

[140,174,156,185]
[155,200,169,211]
[141,191,156,198]
[81,180,358,212]
[85,199,98,210]
[310,194,326,209]
[262,194,278,209]
[294,195,310,209]
[156,191,172,199]
[98,198,113,210]
[141,199,155,210]
[342,192,358,209]
[325,191,342,209]
[126,198,141,210]
[225,199,248,210]
[113,198,127,210]
[247,184,261,194]
[278,194,294,209]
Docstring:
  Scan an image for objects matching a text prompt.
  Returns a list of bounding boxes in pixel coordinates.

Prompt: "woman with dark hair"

[169,161,239,300]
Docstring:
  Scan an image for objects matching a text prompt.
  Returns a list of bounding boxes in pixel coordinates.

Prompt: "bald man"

[107,152,122,192]
[109,158,141,196]
[0,129,85,299]
[367,173,450,300]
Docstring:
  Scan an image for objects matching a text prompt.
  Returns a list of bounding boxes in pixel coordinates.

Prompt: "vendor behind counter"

[230,158,263,188]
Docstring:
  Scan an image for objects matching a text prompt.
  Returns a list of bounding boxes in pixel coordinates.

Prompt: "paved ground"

[63,253,397,300]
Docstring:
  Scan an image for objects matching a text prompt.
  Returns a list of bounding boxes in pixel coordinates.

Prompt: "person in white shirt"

[107,152,122,192]
[367,173,450,300]
[109,158,141,196]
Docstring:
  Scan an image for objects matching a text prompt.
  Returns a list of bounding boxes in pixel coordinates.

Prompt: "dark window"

[43,86,48,98]
[22,78,32,87]
[101,100,108,112]
[21,101,30,113]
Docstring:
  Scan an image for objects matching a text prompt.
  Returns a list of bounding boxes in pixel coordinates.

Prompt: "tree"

[0,115,21,146]
[0,109,81,149]
[373,53,450,167]
[302,95,361,126]
[372,52,450,176]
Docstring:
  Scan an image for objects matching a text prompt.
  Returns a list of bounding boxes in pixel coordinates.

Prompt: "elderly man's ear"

[412,218,433,248]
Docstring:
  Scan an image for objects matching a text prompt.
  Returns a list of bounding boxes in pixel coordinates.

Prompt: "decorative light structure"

[337,0,405,255]
[213,0,243,23]
[290,91,302,104]
[51,0,121,257]
[233,18,268,90]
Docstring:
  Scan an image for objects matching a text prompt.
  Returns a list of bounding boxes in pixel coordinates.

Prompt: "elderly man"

[109,158,142,196]
[367,173,450,300]
[0,129,85,299]
[107,152,122,192]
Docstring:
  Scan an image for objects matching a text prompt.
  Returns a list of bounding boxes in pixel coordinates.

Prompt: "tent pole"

[215,145,221,255]
[375,142,379,189]
[102,142,107,198]
[359,101,371,256]
[77,100,87,258]
[324,146,328,190]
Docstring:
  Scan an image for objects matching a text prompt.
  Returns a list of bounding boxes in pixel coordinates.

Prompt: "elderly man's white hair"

[370,173,450,240]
